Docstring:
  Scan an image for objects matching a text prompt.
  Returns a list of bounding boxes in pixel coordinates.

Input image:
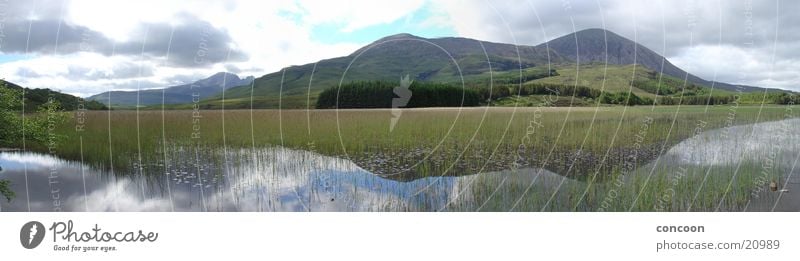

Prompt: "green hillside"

[1,80,107,111]
[185,63,747,109]
[529,64,737,98]
[189,31,790,109]
[203,33,562,109]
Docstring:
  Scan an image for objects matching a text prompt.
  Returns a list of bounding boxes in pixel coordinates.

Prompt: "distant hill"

[529,63,738,97]
[88,72,253,107]
[540,28,774,93]
[215,33,564,108]
[1,79,108,111]
[194,29,782,109]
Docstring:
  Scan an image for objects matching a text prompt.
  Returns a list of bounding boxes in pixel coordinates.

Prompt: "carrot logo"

[391,74,413,132]
[20,221,45,249]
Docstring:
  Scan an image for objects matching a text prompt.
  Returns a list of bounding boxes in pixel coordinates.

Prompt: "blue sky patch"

[0,53,33,63]
[310,5,455,45]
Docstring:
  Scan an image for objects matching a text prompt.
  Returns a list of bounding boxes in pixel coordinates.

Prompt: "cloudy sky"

[0,0,795,97]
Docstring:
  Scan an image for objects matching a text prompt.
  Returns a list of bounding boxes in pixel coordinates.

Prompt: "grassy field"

[41,105,788,175]
[530,64,656,97]
[13,104,793,211]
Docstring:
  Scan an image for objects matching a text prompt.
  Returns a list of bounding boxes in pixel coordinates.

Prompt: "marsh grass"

[47,106,789,173]
[27,105,795,211]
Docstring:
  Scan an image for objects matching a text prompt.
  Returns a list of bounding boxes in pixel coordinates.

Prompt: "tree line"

[317,80,798,108]
[474,83,654,105]
[1,80,108,111]
[657,92,799,105]
[316,81,481,109]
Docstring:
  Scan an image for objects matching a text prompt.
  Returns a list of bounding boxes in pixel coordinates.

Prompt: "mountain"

[88,72,254,107]
[216,33,564,107]
[201,29,777,109]
[1,79,108,111]
[540,28,769,92]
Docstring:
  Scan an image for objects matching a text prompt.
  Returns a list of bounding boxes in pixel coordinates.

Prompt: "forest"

[316,81,481,108]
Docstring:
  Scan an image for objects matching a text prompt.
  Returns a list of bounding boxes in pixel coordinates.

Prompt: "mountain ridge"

[88,72,253,107]
[540,28,770,92]
[218,33,565,102]
[202,28,785,109]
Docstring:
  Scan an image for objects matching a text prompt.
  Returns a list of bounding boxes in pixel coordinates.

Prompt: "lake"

[1,118,798,211]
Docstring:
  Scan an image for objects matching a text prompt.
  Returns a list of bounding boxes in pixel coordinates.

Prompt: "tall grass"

[25,105,794,211]
[43,106,788,174]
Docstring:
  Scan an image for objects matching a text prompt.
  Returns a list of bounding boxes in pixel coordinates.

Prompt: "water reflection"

[0,147,572,211]
[1,118,798,212]
[634,118,800,211]
[658,118,798,167]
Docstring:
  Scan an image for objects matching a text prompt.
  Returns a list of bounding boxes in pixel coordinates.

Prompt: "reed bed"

[28,105,795,211]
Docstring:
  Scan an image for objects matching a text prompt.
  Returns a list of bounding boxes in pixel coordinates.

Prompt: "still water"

[1,118,798,211]
[0,147,575,211]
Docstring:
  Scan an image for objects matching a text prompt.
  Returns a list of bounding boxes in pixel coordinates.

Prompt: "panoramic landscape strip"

[1,3,798,213]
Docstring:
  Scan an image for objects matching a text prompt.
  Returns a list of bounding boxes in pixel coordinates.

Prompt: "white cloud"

[1,0,423,96]
[671,44,800,90]
[0,52,228,96]
[5,0,795,94]
[68,0,187,42]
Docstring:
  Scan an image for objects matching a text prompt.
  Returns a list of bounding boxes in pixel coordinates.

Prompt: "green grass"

[528,63,739,99]
[490,95,595,107]
[13,104,795,211]
[41,105,789,174]
[530,64,655,97]
[457,160,784,211]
